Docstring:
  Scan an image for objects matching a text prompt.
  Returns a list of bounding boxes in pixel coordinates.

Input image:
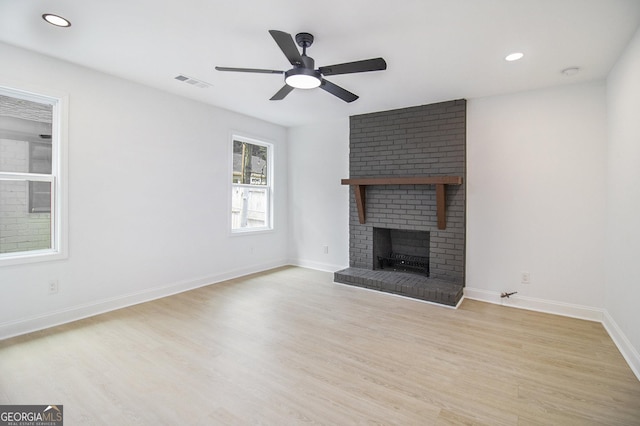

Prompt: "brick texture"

[346,100,466,284]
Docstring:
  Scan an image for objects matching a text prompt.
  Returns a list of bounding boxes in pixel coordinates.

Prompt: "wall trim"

[465,286,640,381]
[0,259,289,341]
[602,310,640,381]
[464,287,604,321]
[289,258,347,273]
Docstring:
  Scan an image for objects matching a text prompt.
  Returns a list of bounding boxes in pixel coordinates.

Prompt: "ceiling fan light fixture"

[285,68,321,89]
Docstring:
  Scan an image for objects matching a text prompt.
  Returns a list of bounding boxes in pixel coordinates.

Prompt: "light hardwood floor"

[1,266,639,425]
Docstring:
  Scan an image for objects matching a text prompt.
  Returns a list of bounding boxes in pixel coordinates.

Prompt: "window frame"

[0,83,68,266]
[230,134,274,234]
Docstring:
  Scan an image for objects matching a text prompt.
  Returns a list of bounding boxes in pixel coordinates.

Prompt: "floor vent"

[174,75,212,89]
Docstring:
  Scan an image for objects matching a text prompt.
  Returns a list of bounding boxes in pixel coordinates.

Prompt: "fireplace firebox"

[373,228,430,276]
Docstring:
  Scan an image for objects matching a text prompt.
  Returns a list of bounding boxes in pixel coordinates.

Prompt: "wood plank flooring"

[1,266,639,425]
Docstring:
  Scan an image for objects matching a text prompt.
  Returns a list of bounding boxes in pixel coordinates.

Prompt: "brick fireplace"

[334,100,466,306]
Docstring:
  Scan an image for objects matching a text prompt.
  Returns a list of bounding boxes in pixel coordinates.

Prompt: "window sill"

[0,249,67,267]
[231,227,274,236]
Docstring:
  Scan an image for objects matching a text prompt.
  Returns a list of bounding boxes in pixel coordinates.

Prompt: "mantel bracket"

[341,176,463,230]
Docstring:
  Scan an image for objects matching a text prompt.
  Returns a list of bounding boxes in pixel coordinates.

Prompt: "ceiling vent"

[174,74,212,89]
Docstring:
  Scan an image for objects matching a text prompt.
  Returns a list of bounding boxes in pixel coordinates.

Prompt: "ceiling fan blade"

[268,30,303,66]
[319,58,387,76]
[270,85,294,101]
[215,66,284,74]
[319,79,359,103]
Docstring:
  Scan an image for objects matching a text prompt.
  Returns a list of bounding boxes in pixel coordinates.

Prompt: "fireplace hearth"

[334,268,463,306]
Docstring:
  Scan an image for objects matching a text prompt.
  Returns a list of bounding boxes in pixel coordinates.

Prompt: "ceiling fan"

[215,30,387,103]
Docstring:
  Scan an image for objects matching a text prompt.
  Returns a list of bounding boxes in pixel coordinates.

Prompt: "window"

[0,85,66,264]
[231,136,272,232]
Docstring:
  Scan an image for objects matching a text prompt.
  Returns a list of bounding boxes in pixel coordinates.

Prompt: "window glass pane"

[232,140,268,185]
[231,185,268,229]
[0,179,52,254]
[30,141,53,174]
[0,95,53,174]
[29,181,52,213]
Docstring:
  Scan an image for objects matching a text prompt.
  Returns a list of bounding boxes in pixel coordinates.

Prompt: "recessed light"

[42,14,71,28]
[561,67,580,76]
[505,52,524,62]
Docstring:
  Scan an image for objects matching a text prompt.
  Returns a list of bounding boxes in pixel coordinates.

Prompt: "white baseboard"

[0,259,289,341]
[465,287,640,381]
[288,258,347,273]
[602,311,640,381]
[463,287,604,322]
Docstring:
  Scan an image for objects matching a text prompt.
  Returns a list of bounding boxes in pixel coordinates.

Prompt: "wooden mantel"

[341,176,463,230]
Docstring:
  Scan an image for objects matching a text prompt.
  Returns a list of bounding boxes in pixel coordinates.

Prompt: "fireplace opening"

[373,228,430,276]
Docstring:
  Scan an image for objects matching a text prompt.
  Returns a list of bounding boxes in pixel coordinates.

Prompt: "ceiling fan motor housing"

[285,54,321,89]
[295,32,314,48]
[299,55,315,69]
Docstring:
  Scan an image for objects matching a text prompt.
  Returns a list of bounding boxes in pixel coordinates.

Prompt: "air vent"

[174,74,212,89]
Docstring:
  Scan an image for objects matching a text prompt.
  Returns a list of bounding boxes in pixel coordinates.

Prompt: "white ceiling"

[1,0,639,127]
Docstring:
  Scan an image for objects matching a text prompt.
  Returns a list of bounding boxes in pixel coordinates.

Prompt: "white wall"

[605,27,640,375]
[287,120,349,271]
[0,42,288,338]
[466,83,608,316]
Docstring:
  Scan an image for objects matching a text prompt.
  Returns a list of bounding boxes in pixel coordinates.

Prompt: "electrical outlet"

[48,280,59,294]
[521,272,531,284]
[323,245,329,254]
